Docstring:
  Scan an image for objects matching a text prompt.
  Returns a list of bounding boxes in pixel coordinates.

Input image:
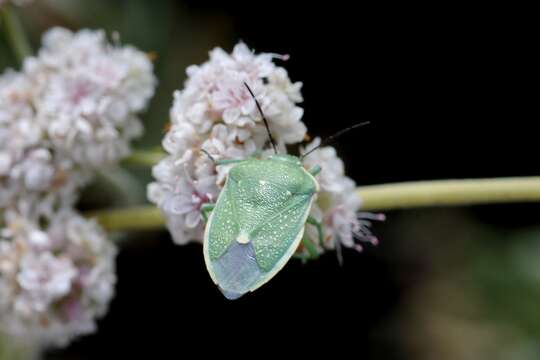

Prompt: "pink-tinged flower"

[0,209,116,348]
[210,72,259,127]
[0,70,91,213]
[25,27,156,167]
[150,156,219,245]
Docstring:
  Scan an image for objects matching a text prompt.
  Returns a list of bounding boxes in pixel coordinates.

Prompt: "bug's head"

[268,154,302,166]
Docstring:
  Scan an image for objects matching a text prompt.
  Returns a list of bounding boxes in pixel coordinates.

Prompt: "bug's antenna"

[244,82,278,154]
[300,122,370,160]
[200,148,216,164]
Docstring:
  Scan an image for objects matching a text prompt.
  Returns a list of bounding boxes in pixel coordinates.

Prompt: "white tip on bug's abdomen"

[236,232,250,244]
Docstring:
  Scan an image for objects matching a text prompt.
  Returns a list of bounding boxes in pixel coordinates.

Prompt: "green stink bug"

[201,83,365,300]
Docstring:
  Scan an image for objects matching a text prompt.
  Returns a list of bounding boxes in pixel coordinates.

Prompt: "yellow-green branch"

[358,177,540,211]
[122,149,165,167]
[88,177,540,232]
[87,206,164,232]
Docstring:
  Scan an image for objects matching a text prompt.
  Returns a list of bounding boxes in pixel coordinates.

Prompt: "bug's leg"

[307,216,325,247]
[200,149,244,166]
[301,236,319,260]
[201,203,216,223]
[293,252,310,263]
[214,159,244,166]
[249,149,263,159]
[308,165,321,176]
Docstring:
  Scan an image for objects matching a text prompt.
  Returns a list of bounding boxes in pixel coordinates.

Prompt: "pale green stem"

[88,177,540,232]
[87,206,164,232]
[122,149,165,167]
[357,177,540,211]
[0,6,32,64]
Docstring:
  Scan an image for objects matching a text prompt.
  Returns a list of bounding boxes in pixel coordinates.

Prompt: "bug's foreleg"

[201,203,216,223]
[215,159,244,166]
[301,236,319,260]
[200,149,244,166]
[249,149,263,158]
[293,253,310,263]
[308,165,321,176]
[307,216,325,247]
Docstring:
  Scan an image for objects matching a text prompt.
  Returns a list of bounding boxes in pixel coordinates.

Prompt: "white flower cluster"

[0,27,155,348]
[148,42,377,257]
[0,209,116,348]
[0,70,89,212]
[1,27,156,211]
[25,27,156,167]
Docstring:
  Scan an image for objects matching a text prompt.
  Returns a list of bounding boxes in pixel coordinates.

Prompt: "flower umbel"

[1,27,156,213]
[0,209,116,348]
[148,42,306,245]
[0,68,89,214]
[25,27,156,168]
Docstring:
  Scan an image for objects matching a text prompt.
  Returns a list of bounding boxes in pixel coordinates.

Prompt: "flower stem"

[122,149,165,167]
[0,6,32,64]
[88,177,540,232]
[87,206,164,232]
[358,177,540,211]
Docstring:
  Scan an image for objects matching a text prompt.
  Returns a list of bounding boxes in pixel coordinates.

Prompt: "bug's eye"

[262,77,269,85]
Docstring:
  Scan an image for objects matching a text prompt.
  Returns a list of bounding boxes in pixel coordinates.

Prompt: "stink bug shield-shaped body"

[203,154,320,300]
[201,82,366,299]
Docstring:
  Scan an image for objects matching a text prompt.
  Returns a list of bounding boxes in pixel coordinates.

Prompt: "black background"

[44,1,537,359]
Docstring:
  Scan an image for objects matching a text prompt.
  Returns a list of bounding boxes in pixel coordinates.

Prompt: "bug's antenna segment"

[300,122,371,160]
[244,82,278,154]
[200,148,216,164]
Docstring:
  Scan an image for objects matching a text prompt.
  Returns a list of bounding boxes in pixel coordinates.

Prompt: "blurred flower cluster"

[0,209,116,348]
[0,27,155,349]
[148,42,375,257]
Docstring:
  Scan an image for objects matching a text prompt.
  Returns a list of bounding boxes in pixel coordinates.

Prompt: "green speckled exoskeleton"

[201,83,365,300]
